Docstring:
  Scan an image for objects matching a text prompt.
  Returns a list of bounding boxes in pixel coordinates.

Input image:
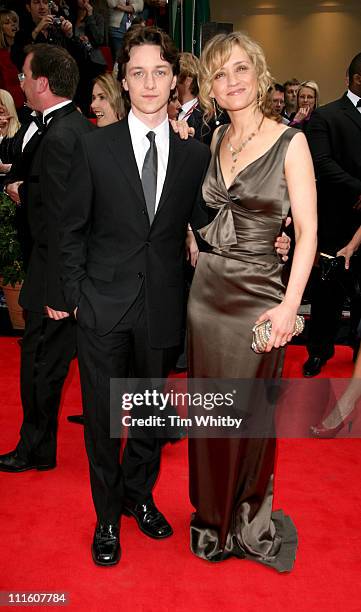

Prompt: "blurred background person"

[0,87,29,315]
[289,80,319,130]
[0,88,21,185]
[0,8,25,111]
[90,72,125,126]
[71,0,107,114]
[303,53,361,377]
[167,90,181,121]
[282,77,299,121]
[107,0,143,62]
[177,52,203,140]
[266,83,289,125]
[270,83,285,115]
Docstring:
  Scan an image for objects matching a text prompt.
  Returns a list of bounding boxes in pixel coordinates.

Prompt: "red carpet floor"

[0,338,360,612]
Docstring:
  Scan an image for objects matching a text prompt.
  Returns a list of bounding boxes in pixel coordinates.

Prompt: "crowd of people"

[0,2,360,573]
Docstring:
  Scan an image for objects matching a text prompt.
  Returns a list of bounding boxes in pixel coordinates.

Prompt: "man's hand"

[46,306,70,320]
[275,233,291,262]
[32,15,53,38]
[336,243,355,270]
[169,119,195,140]
[0,163,11,173]
[186,230,199,267]
[60,17,73,38]
[5,180,23,205]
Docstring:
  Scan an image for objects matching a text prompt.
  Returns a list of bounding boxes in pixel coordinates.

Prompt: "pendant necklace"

[226,119,263,173]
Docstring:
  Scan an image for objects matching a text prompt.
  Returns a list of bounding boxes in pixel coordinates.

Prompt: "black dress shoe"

[67,414,84,425]
[123,499,173,539]
[91,522,121,566]
[303,356,324,377]
[0,450,56,473]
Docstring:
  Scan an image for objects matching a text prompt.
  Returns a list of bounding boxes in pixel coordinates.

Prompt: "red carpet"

[0,339,360,611]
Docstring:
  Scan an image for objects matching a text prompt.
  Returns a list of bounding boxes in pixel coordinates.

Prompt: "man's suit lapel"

[340,93,361,131]
[155,128,188,217]
[107,118,146,207]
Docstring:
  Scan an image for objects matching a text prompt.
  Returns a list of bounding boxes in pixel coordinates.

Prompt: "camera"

[52,17,62,27]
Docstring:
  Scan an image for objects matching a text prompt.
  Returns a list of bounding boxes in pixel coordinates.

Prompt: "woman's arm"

[257,131,317,350]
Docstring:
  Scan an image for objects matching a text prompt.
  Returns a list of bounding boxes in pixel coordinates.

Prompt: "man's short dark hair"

[274,83,284,93]
[118,25,179,80]
[348,52,361,82]
[24,43,79,99]
[283,78,300,90]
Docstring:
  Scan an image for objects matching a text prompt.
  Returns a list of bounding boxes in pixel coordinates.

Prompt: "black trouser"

[307,264,361,359]
[77,289,179,524]
[17,311,76,464]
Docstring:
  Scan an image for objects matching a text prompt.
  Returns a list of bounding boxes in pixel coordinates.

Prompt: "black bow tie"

[32,109,59,133]
[32,113,45,133]
[356,99,361,107]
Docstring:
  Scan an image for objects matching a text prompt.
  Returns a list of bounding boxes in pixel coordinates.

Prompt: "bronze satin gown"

[187,126,299,572]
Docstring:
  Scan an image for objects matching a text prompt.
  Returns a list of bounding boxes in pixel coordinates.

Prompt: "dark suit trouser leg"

[16,311,76,463]
[76,291,179,523]
[76,321,129,524]
[307,266,347,359]
[122,314,179,504]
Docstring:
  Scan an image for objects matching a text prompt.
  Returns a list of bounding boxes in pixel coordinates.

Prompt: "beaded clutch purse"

[251,315,305,354]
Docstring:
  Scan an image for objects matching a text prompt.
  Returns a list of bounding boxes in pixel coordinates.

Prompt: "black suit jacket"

[305,93,361,253]
[19,103,95,312]
[61,117,210,346]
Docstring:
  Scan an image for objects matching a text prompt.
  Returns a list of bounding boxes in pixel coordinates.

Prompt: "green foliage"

[0,192,25,287]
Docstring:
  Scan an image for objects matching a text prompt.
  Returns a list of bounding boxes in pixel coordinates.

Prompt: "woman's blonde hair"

[296,80,320,110]
[93,73,125,121]
[199,31,274,122]
[0,9,18,49]
[0,89,20,138]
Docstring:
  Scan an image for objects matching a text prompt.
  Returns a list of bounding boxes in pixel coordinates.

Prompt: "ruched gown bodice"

[187,126,299,572]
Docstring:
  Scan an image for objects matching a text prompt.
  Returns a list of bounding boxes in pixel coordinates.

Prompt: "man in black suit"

[0,44,94,471]
[60,26,210,566]
[303,53,361,377]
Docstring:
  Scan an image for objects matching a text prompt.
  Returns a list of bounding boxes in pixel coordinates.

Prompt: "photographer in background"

[10,0,73,70]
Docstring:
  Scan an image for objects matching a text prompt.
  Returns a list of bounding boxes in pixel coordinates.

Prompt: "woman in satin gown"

[187,32,317,572]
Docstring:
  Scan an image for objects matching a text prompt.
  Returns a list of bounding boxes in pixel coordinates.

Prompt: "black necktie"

[357,99,361,108]
[141,131,158,224]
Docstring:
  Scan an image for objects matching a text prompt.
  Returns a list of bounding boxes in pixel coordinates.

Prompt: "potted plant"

[0,191,25,329]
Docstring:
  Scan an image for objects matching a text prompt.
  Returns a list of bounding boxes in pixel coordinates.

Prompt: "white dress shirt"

[347,89,361,113]
[128,109,169,210]
[178,97,198,121]
[22,100,72,151]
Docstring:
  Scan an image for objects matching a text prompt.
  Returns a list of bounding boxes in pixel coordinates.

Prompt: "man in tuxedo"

[177,52,203,140]
[303,52,361,376]
[60,25,210,566]
[0,44,94,471]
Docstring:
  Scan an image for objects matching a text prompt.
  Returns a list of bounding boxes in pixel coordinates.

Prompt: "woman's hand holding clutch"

[254,303,301,352]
